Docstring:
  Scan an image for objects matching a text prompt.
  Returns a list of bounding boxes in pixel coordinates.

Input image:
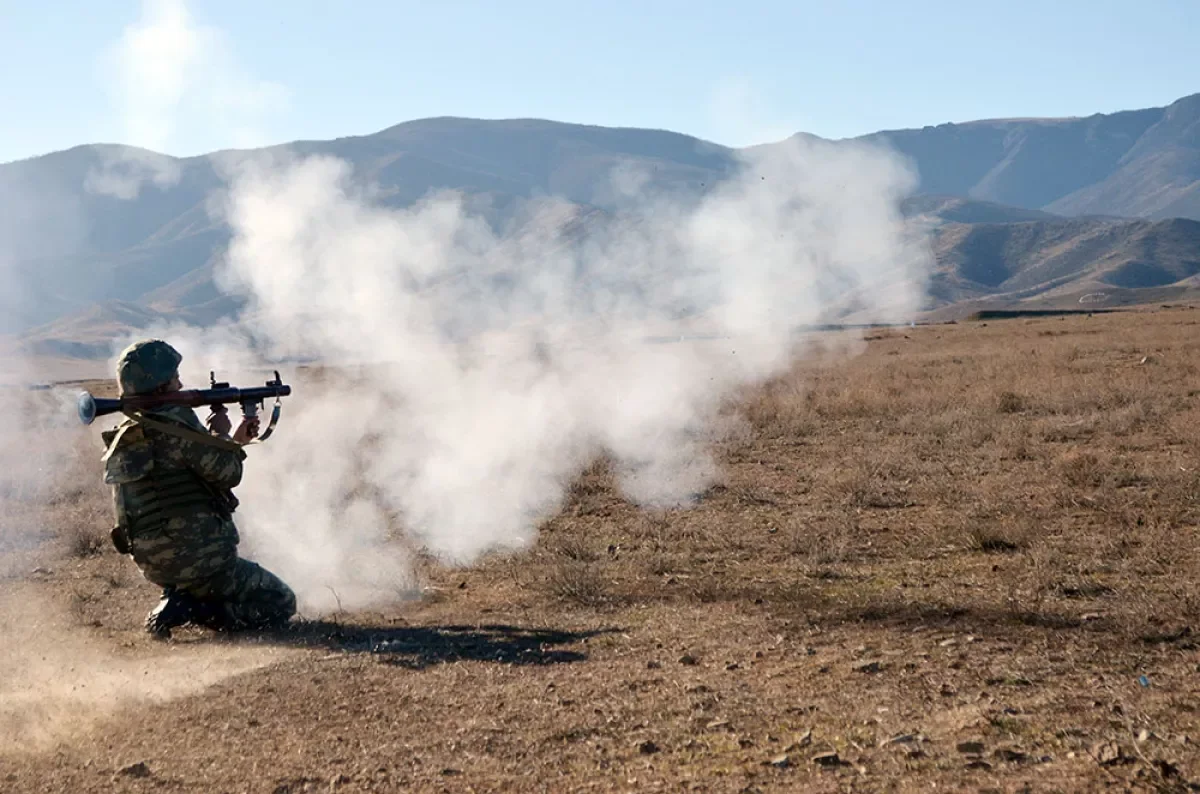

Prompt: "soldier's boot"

[145,586,199,640]
[187,600,240,633]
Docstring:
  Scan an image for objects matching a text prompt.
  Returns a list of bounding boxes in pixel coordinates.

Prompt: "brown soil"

[4,307,1200,792]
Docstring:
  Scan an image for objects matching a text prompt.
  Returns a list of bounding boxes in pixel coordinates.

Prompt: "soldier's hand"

[207,405,233,437]
[232,417,260,445]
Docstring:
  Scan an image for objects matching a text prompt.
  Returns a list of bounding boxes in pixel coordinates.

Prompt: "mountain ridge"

[5,93,1200,354]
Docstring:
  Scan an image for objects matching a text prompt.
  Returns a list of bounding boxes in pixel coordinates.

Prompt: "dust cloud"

[118,131,934,616]
[0,588,285,754]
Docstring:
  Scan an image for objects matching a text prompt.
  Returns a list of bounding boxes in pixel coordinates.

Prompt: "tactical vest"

[101,417,230,551]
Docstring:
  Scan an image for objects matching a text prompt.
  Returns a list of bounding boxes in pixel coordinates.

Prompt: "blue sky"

[2,0,1198,164]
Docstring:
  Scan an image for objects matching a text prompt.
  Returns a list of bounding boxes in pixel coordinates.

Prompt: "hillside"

[4,93,1200,353]
[926,216,1200,308]
[858,93,1200,219]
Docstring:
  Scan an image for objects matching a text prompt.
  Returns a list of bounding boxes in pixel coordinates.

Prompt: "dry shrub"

[997,425,1038,461]
[997,391,1027,414]
[642,552,675,577]
[834,461,912,510]
[965,524,1029,554]
[544,560,611,607]
[1003,546,1054,621]
[64,522,108,558]
[959,503,1037,553]
[1056,451,1106,489]
[549,535,600,563]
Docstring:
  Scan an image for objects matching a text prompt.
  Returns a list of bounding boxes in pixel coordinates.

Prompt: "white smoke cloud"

[87,0,289,198]
[113,132,932,615]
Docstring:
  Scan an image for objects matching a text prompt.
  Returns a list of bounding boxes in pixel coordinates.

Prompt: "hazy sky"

[2,0,1197,164]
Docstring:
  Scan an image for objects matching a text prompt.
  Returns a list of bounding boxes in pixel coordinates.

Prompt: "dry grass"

[5,307,1200,792]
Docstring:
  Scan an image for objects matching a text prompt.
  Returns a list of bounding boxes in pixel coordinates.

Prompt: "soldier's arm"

[159,432,247,489]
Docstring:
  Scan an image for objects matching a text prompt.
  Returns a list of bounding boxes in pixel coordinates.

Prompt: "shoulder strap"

[125,410,246,453]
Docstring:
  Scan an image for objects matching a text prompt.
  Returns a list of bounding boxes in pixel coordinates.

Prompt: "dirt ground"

[4,307,1200,793]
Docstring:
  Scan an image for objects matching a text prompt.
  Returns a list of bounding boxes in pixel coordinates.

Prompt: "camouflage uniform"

[103,339,296,638]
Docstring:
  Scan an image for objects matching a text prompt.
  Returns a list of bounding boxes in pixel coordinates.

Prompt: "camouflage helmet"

[116,339,182,396]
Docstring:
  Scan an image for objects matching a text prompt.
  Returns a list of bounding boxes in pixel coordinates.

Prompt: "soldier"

[100,339,297,639]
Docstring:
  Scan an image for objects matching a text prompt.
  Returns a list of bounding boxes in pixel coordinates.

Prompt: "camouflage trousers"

[128,510,296,631]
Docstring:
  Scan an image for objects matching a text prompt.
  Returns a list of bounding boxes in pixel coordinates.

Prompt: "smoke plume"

[87,0,288,198]
[117,133,933,615]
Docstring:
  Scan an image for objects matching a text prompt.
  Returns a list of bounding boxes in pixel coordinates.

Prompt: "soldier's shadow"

[230,620,620,670]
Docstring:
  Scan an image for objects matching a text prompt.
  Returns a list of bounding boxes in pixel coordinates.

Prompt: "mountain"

[926,216,1200,309]
[900,194,1063,225]
[857,93,1200,220]
[4,93,1200,355]
[0,122,740,337]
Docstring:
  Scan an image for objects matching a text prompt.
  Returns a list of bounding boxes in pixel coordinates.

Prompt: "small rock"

[1093,742,1123,766]
[853,660,883,674]
[738,737,755,749]
[440,768,461,776]
[811,752,843,767]
[994,748,1028,763]
[679,654,699,666]
[646,660,662,669]
[765,754,790,768]
[938,638,957,647]
[1136,728,1151,743]
[956,741,985,755]
[30,567,52,575]
[1155,758,1181,778]
[726,662,740,670]
[118,763,150,778]
[965,760,992,770]
[638,740,660,755]
[706,719,730,730]
[330,774,352,788]
[940,683,957,697]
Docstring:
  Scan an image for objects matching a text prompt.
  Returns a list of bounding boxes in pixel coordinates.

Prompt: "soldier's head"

[116,339,183,396]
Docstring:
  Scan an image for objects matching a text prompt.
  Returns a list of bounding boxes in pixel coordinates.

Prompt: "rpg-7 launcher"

[77,371,292,443]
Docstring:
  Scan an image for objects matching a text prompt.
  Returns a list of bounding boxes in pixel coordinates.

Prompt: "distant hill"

[855,93,1200,220]
[4,93,1200,355]
[900,195,1063,225]
[926,217,1200,307]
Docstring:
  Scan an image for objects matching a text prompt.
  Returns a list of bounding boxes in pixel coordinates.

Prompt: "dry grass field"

[4,306,1200,792]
